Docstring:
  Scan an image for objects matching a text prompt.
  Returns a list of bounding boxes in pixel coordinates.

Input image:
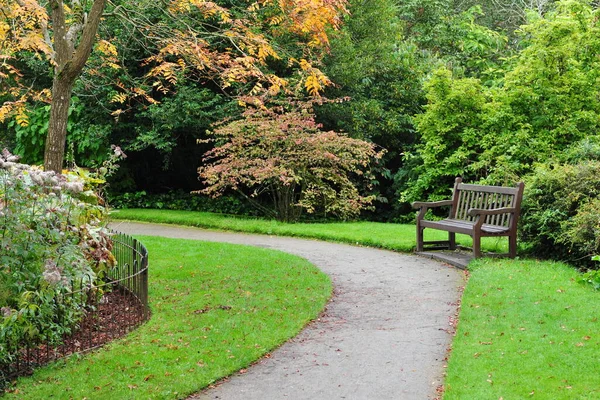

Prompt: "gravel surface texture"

[110,221,465,400]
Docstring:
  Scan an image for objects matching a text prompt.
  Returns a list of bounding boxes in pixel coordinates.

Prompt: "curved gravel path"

[111,221,465,400]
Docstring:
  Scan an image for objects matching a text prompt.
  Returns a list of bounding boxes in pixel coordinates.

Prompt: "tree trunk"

[44,77,74,172]
[43,0,107,172]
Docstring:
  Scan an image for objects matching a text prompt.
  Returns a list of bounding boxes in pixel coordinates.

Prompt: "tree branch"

[65,0,107,80]
[50,0,69,74]
[236,189,276,219]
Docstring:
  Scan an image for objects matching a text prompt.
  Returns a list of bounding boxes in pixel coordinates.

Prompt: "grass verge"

[111,208,510,253]
[113,209,600,398]
[444,259,600,399]
[6,236,331,399]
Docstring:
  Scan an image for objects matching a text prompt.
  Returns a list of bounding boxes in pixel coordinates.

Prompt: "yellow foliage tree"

[1,0,347,172]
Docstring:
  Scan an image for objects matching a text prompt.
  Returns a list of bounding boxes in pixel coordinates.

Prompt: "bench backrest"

[450,177,525,228]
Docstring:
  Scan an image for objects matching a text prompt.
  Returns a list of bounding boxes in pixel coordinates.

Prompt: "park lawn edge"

[110,208,510,254]
[443,258,600,399]
[114,209,600,399]
[6,236,332,399]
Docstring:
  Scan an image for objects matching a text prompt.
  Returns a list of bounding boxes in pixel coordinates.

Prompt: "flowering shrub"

[0,149,114,374]
[198,102,385,222]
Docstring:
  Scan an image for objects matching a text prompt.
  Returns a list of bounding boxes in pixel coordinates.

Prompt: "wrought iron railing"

[0,231,149,386]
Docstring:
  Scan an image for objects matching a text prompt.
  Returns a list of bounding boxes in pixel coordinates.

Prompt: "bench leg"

[473,234,482,258]
[416,225,424,252]
[508,235,517,258]
[449,232,456,250]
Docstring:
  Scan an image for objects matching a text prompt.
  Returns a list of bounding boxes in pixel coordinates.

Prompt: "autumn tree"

[1,0,348,172]
[47,0,108,172]
[0,0,108,172]
[0,1,51,129]
[198,101,384,221]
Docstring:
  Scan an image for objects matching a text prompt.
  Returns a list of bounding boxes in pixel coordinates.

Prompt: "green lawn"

[5,236,331,399]
[111,209,600,399]
[9,209,600,399]
[111,208,510,253]
[444,259,600,399]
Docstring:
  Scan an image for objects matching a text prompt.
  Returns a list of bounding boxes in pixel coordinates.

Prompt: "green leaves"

[405,1,600,203]
[519,159,600,267]
[402,68,487,203]
[579,267,600,291]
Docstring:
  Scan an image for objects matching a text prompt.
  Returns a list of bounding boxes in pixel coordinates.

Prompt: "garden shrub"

[198,101,384,222]
[579,257,600,290]
[0,149,113,383]
[107,190,258,216]
[520,158,600,268]
[561,136,600,164]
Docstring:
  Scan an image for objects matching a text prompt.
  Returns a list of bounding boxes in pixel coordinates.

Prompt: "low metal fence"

[0,231,149,385]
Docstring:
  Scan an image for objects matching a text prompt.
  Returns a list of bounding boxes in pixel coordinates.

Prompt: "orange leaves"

[260,0,348,49]
[225,24,280,66]
[15,108,29,127]
[109,81,156,119]
[96,40,118,58]
[0,103,13,124]
[32,88,51,103]
[257,42,279,63]
[0,0,49,52]
[304,74,325,96]
[299,59,331,96]
[149,62,181,93]
[146,21,271,95]
[0,1,49,124]
[0,100,27,125]
[266,75,288,96]
[110,93,128,104]
[0,54,30,123]
[0,0,50,77]
[0,61,22,81]
[1,0,47,30]
[18,32,51,57]
[95,39,121,70]
[143,0,346,99]
[146,31,229,93]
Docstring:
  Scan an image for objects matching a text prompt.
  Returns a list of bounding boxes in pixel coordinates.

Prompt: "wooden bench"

[412,177,524,258]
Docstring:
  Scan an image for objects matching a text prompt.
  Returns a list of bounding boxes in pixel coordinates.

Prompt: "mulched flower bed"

[4,288,148,380]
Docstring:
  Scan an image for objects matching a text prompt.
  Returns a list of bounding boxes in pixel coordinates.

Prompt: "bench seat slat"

[420,219,510,235]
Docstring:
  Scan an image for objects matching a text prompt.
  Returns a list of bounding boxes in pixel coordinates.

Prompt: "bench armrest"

[467,207,516,217]
[412,200,453,209]
[413,200,453,222]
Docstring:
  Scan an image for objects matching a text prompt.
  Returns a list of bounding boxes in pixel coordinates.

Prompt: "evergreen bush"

[520,158,600,268]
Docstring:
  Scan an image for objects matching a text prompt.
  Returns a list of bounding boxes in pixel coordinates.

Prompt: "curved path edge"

[110,221,465,400]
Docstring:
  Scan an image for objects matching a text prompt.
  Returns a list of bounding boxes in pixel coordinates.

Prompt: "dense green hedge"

[107,190,259,216]
[520,144,600,268]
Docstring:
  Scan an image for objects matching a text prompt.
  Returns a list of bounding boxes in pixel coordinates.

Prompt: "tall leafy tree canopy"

[403,0,600,202]
[4,0,600,224]
[0,0,348,171]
